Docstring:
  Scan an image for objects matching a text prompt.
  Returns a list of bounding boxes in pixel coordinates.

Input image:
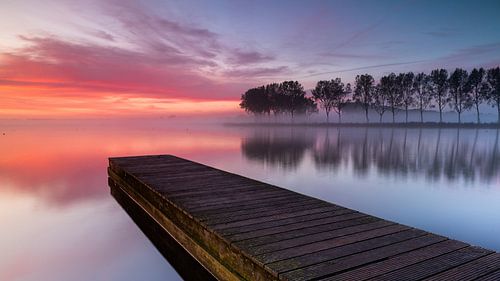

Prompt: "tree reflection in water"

[241,127,500,184]
[241,128,315,170]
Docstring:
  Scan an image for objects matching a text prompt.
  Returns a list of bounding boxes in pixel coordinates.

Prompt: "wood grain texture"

[108,154,498,281]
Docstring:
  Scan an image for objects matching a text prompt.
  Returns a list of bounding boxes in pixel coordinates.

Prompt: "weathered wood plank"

[421,253,500,281]
[177,189,289,208]
[256,224,409,265]
[475,269,500,281]
[194,197,317,220]
[202,200,329,225]
[108,155,499,281]
[368,246,492,281]
[266,228,425,273]
[279,234,447,281]
[233,216,380,250]
[220,209,356,237]
[209,205,342,230]
[322,239,468,281]
[240,219,392,256]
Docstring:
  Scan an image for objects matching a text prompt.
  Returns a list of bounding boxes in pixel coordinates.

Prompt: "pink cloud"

[0,36,243,100]
[0,1,291,117]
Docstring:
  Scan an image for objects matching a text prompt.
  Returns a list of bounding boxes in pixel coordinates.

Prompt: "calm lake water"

[1,119,500,281]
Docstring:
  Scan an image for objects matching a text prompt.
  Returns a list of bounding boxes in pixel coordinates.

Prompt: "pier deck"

[108,155,500,281]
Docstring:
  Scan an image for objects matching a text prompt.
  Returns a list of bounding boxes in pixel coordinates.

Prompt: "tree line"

[240,66,500,123]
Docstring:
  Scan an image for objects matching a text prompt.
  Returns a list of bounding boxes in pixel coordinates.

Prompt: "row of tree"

[239,66,500,123]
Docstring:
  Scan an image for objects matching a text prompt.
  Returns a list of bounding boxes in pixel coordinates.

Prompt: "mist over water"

[1,119,499,281]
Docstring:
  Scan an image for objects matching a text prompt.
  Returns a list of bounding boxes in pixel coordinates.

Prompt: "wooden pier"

[108,155,500,281]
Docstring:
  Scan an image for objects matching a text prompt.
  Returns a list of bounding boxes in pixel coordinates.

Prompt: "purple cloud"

[228,49,275,64]
[224,66,289,78]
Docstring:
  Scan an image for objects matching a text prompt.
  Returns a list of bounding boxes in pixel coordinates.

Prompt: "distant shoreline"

[224,121,500,129]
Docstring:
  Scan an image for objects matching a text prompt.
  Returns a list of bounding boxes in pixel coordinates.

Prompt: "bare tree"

[467,67,487,123]
[430,69,449,123]
[487,67,500,123]
[353,74,375,123]
[448,68,471,124]
[413,72,432,123]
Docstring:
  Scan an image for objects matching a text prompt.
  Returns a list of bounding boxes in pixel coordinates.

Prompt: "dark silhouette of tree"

[266,83,283,117]
[487,67,500,123]
[448,68,471,124]
[312,80,334,122]
[372,84,388,123]
[467,68,488,123]
[279,81,315,120]
[280,81,304,119]
[380,73,401,123]
[239,86,270,115]
[353,74,374,123]
[329,79,351,123]
[430,69,449,123]
[297,97,318,116]
[312,78,350,123]
[413,72,432,123]
[333,82,351,123]
[241,66,500,125]
[398,72,415,123]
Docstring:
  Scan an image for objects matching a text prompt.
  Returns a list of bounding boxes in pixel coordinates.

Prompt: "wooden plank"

[255,224,408,265]
[421,253,500,281]
[241,220,392,256]
[279,234,446,281]
[266,228,425,273]
[227,212,367,242]
[108,155,499,281]
[194,197,317,220]
[209,205,342,230]
[167,184,266,199]
[367,246,492,281]
[475,269,500,281]
[202,199,329,225]
[323,239,468,281]
[176,189,289,208]
[233,216,380,250]
[219,209,356,237]
[190,194,311,216]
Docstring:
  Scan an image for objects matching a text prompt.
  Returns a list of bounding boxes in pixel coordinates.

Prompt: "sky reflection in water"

[1,120,499,281]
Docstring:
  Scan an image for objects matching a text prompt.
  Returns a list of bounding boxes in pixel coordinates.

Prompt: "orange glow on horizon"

[0,84,240,118]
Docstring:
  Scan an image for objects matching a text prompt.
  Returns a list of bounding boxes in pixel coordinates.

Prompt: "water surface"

[1,119,499,281]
